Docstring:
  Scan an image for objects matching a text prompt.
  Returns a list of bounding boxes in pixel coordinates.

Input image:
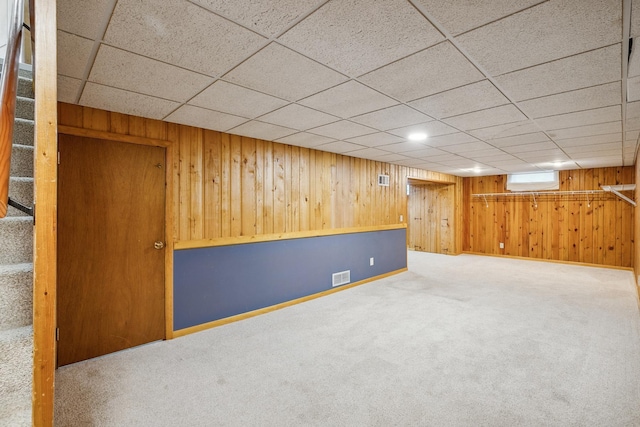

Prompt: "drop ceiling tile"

[223,43,348,101]
[276,132,337,148]
[57,0,114,39]
[258,104,339,131]
[308,121,377,140]
[517,149,568,161]
[575,157,621,168]
[360,41,484,102]
[548,122,622,140]
[299,80,398,119]
[632,0,640,38]
[487,132,550,148]
[374,153,412,163]
[412,0,542,36]
[104,0,266,75]
[191,0,324,37]
[497,164,543,172]
[422,153,462,162]
[485,158,532,167]
[404,147,448,158]
[344,147,392,161]
[456,0,620,76]
[469,121,540,140]
[279,0,444,76]
[315,141,365,154]
[229,120,297,141]
[409,80,510,119]
[89,45,213,102]
[57,31,93,79]
[470,153,520,162]
[494,44,621,102]
[351,105,433,131]
[80,82,180,120]
[519,82,621,118]
[422,132,479,147]
[388,121,458,139]
[345,132,404,148]
[504,141,559,154]
[165,105,248,132]
[535,106,621,131]
[555,133,622,147]
[189,81,289,119]
[627,101,640,119]
[563,142,620,155]
[626,130,640,141]
[443,104,527,131]
[376,141,431,154]
[57,75,82,104]
[442,141,496,154]
[394,158,435,167]
[627,76,640,103]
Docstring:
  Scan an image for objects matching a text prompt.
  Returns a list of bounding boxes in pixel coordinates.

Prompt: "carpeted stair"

[0,67,34,426]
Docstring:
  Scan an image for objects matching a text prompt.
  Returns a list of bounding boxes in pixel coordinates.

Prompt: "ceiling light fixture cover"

[408,132,427,141]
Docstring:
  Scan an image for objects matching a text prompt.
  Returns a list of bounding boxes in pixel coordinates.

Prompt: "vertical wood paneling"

[463,168,635,268]
[57,103,464,250]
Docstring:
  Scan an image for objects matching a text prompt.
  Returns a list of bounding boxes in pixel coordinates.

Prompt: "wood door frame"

[58,125,175,339]
[406,176,459,254]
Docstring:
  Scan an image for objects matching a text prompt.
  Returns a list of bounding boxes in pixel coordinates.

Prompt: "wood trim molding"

[172,267,408,337]
[174,223,407,250]
[407,175,457,185]
[58,125,171,147]
[462,251,635,271]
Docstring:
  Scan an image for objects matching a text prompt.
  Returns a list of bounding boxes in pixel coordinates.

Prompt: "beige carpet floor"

[54,252,640,426]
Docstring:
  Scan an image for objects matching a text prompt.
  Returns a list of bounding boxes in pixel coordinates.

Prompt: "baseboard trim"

[172,267,408,338]
[461,251,634,272]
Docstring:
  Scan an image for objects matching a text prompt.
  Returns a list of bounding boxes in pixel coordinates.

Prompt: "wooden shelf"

[472,184,636,207]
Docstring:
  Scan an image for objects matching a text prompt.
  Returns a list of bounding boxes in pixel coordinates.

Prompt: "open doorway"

[407,178,456,254]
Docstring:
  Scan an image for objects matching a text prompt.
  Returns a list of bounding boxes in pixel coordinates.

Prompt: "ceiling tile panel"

[276,132,336,148]
[104,0,266,76]
[548,122,622,140]
[519,82,621,118]
[88,45,213,102]
[456,0,621,76]
[402,147,448,158]
[223,43,348,101]
[421,132,479,147]
[443,104,527,131]
[376,141,431,154]
[563,142,621,155]
[555,133,622,148]
[279,0,444,76]
[575,157,621,168]
[314,141,365,154]
[372,153,412,163]
[412,0,543,36]
[57,31,93,79]
[189,81,289,119]
[258,104,339,131]
[80,83,180,120]
[469,121,540,140]
[345,132,404,147]
[351,105,432,130]
[191,0,325,37]
[494,44,621,102]
[360,41,484,102]
[441,141,496,154]
[504,141,560,154]
[535,106,621,131]
[487,132,550,148]
[299,80,398,119]
[344,147,393,161]
[229,120,297,141]
[388,121,458,139]
[308,120,377,140]
[409,80,510,119]
[57,75,82,104]
[165,105,248,132]
[57,0,114,39]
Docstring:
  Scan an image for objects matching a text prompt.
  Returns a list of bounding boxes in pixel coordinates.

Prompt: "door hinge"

[56,328,59,341]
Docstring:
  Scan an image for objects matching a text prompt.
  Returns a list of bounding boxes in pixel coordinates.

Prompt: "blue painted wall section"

[173,228,407,330]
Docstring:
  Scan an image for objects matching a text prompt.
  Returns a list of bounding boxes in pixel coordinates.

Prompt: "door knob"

[154,241,165,250]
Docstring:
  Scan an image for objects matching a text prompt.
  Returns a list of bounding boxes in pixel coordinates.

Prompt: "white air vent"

[378,174,390,186]
[332,270,351,287]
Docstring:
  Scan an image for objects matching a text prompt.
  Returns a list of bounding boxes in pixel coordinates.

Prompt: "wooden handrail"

[0,0,25,218]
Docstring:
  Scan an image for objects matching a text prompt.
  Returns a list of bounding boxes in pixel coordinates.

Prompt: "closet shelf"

[472,185,636,207]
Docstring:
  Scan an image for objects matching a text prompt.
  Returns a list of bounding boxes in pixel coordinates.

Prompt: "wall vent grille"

[378,174,390,186]
[332,270,351,287]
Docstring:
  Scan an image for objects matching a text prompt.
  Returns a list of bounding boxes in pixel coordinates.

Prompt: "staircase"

[0,67,34,426]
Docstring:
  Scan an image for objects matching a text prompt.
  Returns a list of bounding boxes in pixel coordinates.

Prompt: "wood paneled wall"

[58,103,463,250]
[463,168,635,268]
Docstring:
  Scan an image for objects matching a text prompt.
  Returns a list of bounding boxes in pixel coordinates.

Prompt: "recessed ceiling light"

[407,132,427,141]
[552,161,564,167]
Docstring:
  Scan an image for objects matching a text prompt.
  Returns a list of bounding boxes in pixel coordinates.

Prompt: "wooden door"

[408,182,454,254]
[57,135,166,366]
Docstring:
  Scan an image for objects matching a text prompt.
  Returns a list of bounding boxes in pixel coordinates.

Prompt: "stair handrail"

[0,0,26,218]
